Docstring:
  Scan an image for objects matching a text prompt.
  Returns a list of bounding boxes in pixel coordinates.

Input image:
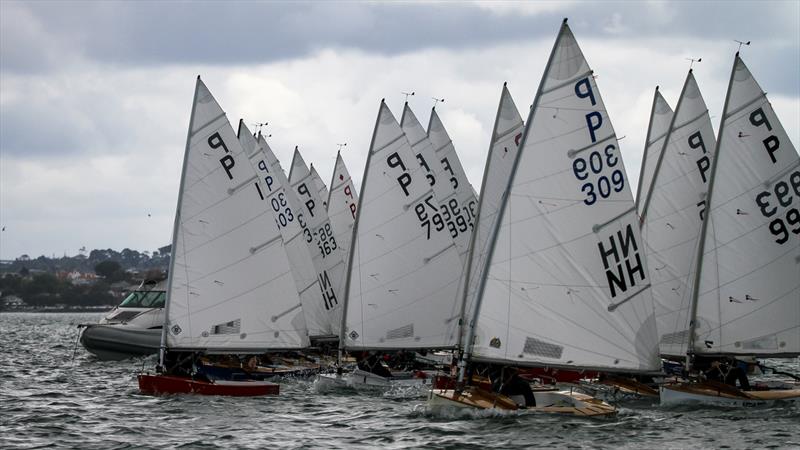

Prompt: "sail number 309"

[572,144,625,205]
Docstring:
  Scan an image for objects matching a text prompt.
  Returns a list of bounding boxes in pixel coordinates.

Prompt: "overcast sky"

[1,0,798,260]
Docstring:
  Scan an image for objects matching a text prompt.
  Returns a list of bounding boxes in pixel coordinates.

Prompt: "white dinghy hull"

[316,368,433,391]
[660,384,800,407]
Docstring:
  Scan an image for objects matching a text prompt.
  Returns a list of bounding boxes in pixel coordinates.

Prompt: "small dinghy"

[138,374,279,397]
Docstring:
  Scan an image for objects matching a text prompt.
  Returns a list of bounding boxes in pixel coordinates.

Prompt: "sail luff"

[462,19,568,372]
[686,56,739,369]
[338,100,385,357]
[634,87,661,217]
[158,76,202,370]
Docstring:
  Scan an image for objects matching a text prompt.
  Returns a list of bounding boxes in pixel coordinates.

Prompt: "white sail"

[288,147,347,336]
[635,88,674,218]
[237,122,333,338]
[342,101,463,350]
[426,107,480,258]
[166,78,308,351]
[453,83,525,346]
[310,164,330,211]
[640,72,716,358]
[326,151,359,266]
[470,21,660,372]
[692,54,800,357]
[401,104,474,262]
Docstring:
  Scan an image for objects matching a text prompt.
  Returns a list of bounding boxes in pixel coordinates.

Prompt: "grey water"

[1,313,799,449]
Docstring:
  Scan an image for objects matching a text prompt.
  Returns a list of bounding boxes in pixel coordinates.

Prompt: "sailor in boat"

[696,357,751,390]
[488,365,536,408]
[356,351,393,378]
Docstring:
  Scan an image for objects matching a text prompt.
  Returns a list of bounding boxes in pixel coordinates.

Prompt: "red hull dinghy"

[138,374,279,396]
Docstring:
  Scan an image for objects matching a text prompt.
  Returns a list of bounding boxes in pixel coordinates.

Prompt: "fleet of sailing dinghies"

[288,147,348,339]
[640,71,717,358]
[660,53,800,406]
[139,77,310,395]
[342,100,464,351]
[135,17,799,405]
[634,88,674,219]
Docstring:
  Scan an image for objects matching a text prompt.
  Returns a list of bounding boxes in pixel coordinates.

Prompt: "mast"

[458,18,567,382]
[158,76,201,372]
[685,54,739,371]
[337,100,384,363]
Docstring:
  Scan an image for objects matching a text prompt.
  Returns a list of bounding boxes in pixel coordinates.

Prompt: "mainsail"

[341,101,463,350]
[288,148,347,337]
[401,104,475,262]
[326,151,359,266]
[310,164,330,210]
[237,123,331,338]
[164,78,309,352]
[635,88,674,219]
[453,83,524,347]
[640,71,716,358]
[468,20,660,372]
[691,54,800,357]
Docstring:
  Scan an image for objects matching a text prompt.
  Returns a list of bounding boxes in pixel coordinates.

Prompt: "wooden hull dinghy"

[660,381,800,407]
[427,386,617,417]
[138,374,279,396]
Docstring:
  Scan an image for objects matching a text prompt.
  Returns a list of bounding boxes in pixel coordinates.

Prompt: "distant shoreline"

[1,307,112,313]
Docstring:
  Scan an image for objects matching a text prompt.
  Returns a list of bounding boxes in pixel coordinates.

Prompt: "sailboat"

[138,77,311,396]
[660,53,800,406]
[429,19,660,416]
[317,100,464,390]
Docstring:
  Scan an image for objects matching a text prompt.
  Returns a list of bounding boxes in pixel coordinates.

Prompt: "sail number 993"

[572,144,625,205]
[756,170,800,245]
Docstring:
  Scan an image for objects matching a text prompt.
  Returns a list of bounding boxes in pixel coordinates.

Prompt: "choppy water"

[2,313,799,449]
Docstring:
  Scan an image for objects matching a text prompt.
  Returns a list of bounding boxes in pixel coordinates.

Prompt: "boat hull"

[138,374,279,396]
[316,368,432,391]
[80,324,161,360]
[428,387,617,417]
[660,384,800,407]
